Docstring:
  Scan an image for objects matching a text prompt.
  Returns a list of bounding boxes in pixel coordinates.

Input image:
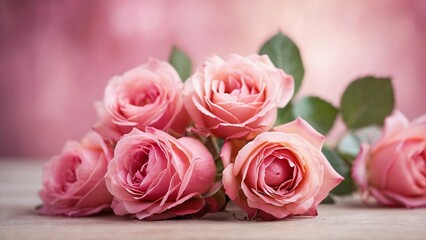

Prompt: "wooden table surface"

[0,159,425,240]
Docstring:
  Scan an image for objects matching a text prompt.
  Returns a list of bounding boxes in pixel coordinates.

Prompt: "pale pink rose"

[183,54,294,139]
[105,127,215,220]
[93,59,189,142]
[222,118,343,220]
[39,131,113,216]
[352,111,426,208]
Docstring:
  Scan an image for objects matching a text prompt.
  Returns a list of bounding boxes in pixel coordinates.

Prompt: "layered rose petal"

[222,118,343,220]
[274,118,325,149]
[93,59,189,142]
[352,144,370,192]
[184,54,294,140]
[371,111,409,151]
[352,111,426,208]
[39,131,113,217]
[105,128,215,220]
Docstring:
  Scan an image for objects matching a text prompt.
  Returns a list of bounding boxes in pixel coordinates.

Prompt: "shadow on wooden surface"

[1,159,425,239]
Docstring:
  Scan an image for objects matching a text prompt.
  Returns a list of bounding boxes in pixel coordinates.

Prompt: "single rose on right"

[352,111,426,208]
[222,118,343,220]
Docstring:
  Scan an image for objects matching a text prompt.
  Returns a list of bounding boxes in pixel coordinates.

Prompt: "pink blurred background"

[1,0,425,158]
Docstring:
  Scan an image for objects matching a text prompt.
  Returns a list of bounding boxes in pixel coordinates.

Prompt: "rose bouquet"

[38,32,426,221]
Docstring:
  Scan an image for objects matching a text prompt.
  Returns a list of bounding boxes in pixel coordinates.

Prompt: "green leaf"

[275,102,296,125]
[322,147,355,195]
[293,96,338,135]
[321,195,335,204]
[337,126,382,163]
[322,147,349,177]
[215,157,224,182]
[337,133,361,162]
[259,32,304,95]
[169,46,192,81]
[331,175,356,196]
[340,76,394,129]
[353,125,382,145]
[215,157,224,173]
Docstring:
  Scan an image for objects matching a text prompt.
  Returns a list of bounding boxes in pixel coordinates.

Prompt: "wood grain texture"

[1,159,425,240]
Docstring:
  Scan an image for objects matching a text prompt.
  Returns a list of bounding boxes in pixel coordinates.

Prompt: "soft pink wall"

[1,0,425,157]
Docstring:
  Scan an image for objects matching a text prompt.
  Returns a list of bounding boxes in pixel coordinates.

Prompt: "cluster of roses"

[40,51,426,221]
[39,54,344,220]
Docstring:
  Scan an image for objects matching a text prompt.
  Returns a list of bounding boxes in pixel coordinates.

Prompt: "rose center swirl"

[265,159,294,187]
[61,156,81,192]
[218,74,259,98]
[129,147,150,185]
[130,85,160,107]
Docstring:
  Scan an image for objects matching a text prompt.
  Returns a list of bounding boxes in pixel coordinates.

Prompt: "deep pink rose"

[39,131,113,216]
[352,111,426,208]
[183,54,294,139]
[105,127,215,220]
[222,118,343,220]
[93,59,189,141]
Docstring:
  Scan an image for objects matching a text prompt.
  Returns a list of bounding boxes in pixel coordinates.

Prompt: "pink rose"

[222,118,343,220]
[352,111,426,208]
[183,54,294,139]
[105,127,215,220]
[93,59,189,142]
[39,131,113,216]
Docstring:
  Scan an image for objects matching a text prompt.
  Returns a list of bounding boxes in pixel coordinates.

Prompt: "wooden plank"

[1,159,425,239]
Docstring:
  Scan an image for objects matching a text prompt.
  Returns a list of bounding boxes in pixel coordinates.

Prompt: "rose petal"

[372,111,409,150]
[274,118,325,150]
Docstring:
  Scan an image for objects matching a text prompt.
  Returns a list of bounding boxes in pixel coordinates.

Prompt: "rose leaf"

[169,46,192,82]
[337,133,361,163]
[259,31,304,95]
[293,96,338,135]
[275,102,296,126]
[322,147,355,195]
[340,76,394,129]
[321,195,335,204]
